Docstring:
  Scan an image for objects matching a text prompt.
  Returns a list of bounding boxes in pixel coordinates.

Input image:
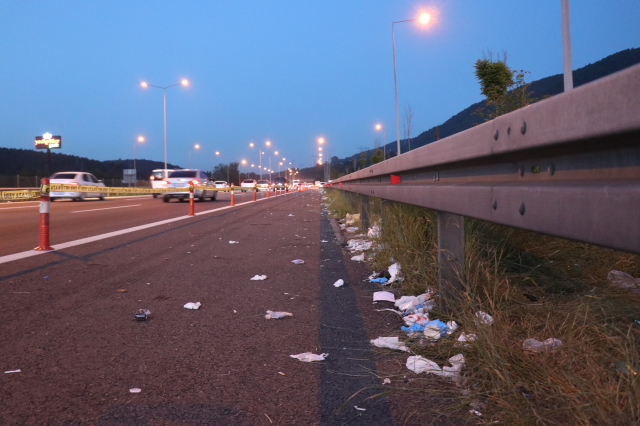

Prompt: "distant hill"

[0,147,181,180]
[320,47,640,178]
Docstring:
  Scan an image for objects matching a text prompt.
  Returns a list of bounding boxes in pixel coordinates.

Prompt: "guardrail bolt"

[521,121,527,134]
[548,163,555,176]
[492,200,498,210]
[494,130,499,140]
[519,203,526,215]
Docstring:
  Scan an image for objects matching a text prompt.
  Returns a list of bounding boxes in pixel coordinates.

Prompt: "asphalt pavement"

[0,189,402,425]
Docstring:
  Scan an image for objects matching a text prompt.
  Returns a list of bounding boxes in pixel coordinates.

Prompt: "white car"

[256,180,270,191]
[149,169,174,198]
[213,181,229,188]
[240,179,256,192]
[50,172,106,201]
[163,169,218,202]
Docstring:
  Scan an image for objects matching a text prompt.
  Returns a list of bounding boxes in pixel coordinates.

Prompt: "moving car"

[162,169,217,202]
[240,179,256,192]
[273,177,289,192]
[149,169,175,198]
[50,172,106,201]
[213,181,229,188]
[256,180,270,191]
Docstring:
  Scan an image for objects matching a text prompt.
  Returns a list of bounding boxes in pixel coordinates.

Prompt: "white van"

[149,169,174,198]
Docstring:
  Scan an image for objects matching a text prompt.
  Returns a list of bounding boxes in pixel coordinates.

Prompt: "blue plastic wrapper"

[401,323,426,333]
[370,277,388,284]
[402,318,454,337]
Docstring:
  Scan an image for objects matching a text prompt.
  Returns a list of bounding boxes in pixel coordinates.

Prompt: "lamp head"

[195,144,200,149]
[181,79,189,86]
[138,136,144,142]
[419,13,430,24]
[141,82,148,88]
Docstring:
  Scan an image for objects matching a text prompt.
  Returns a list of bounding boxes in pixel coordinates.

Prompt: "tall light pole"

[318,137,330,181]
[561,0,573,92]
[189,144,200,169]
[392,13,430,156]
[375,124,386,160]
[134,136,144,182]
[141,79,189,174]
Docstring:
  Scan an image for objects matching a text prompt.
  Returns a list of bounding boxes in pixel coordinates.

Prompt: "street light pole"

[134,136,144,184]
[561,0,573,92]
[392,14,430,157]
[141,79,189,174]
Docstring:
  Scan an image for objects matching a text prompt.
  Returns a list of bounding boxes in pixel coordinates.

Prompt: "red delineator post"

[188,184,195,216]
[35,178,54,251]
[252,189,256,201]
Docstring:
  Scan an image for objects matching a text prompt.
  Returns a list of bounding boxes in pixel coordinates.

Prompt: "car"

[50,172,106,201]
[213,181,229,189]
[273,177,289,192]
[240,179,256,192]
[162,169,218,202]
[149,169,175,198]
[256,180,270,191]
[292,179,300,188]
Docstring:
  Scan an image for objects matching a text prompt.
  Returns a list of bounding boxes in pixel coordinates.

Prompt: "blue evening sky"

[1,1,638,174]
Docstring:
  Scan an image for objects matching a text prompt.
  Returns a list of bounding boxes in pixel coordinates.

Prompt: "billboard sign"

[123,169,137,184]
[35,133,62,149]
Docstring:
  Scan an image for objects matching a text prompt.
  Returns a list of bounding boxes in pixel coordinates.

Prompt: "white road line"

[71,204,141,213]
[0,206,38,210]
[0,195,279,265]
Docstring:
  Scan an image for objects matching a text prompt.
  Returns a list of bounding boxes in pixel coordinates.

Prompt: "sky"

[1,0,639,175]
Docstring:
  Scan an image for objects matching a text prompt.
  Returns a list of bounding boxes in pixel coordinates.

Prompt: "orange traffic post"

[35,178,54,251]
[230,188,235,206]
[252,189,256,201]
[267,187,270,198]
[188,183,195,216]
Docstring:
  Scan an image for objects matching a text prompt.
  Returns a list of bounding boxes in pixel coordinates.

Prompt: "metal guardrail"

[331,63,640,255]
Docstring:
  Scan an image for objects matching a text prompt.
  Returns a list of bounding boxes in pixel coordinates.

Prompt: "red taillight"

[190,180,199,184]
[150,176,155,180]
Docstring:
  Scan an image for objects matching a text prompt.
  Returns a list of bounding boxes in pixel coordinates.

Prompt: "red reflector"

[339,182,342,185]
[391,175,401,185]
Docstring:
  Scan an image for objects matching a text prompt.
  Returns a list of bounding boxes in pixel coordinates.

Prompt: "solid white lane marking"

[0,206,38,210]
[0,194,286,265]
[71,204,141,213]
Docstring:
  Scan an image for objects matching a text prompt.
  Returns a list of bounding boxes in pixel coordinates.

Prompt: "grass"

[323,188,640,425]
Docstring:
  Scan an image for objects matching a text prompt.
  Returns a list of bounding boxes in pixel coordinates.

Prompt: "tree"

[473,51,539,121]
[403,104,414,151]
[359,151,367,170]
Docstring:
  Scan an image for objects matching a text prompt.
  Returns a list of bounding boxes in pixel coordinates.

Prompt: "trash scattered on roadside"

[608,270,640,291]
[611,361,640,376]
[523,293,539,302]
[265,310,293,319]
[290,352,328,362]
[4,370,21,374]
[116,289,127,293]
[376,308,403,315]
[373,291,395,303]
[383,378,391,384]
[347,239,372,252]
[129,388,141,393]
[334,279,345,287]
[351,253,365,262]
[346,227,359,233]
[475,311,494,325]
[134,309,151,321]
[523,338,562,353]
[184,302,201,310]
[457,332,477,347]
[250,275,268,280]
[229,241,239,244]
[43,276,49,279]
[469,410,483,417]
[370,336,409,352]
[288,214,295,216]
[291,259,305,264]
[278,372,286,375]
[354,406,366,411]
[346,213,360,225]
[233,310,237,313]
[321,240,328,243]
[368,224,381,239]
[440,354,465,380]
[370,277,388,284]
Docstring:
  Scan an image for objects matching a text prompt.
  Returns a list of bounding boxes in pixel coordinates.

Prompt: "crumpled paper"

[290,352,328,362]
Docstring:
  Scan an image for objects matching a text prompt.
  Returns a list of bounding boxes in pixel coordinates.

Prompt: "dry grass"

[323,189,640,425]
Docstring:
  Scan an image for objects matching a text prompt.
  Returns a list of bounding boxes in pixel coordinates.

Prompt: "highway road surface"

[0,189,457,425]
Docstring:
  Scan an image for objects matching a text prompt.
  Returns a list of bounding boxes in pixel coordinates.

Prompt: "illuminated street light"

[215,151,220,155]
[375,123,386,159]
[392,13,431,155]
[133,136,144,183]
[141,78,190,173]
[189,143,200,168]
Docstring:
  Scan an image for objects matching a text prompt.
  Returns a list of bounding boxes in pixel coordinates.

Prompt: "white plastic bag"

[373,291,395,303]
[370,336,409,352]
[290,352,328,362]
[475,311,494,325]
[406,355,442,375]
[183,302,201,310]
[250,275,267,281]
[351,253,365,262]
[265,310,293,319]
[333,279,344,287]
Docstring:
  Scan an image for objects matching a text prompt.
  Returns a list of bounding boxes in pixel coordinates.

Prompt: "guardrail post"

[360,194,370,230]
[437,212,465,312]
[35,178,54,251]
[188,184,195,216]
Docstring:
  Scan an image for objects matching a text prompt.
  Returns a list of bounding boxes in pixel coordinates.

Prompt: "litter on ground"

[407,354,465,380]
[288,214,295,216]
[475,311,494,325]
[291,259,305,264]
[184,302,201,310]
[250,275,268,280]
[4,370,21,374]
[387,263,402,284]
[346,213,360,225]
[229,241,239,244]
[321,240,328,243]
[265,310,293,319]
[134,309,151,321]
[334,279,345,287]
[373,291,395,303]
[351,253,365,262]
[370,336,409,352]
[129,388,142,393]
[370,277,388,284]
[346,227,359,233]
[290,352,328,362]
[523,338,563,353]
[383,378,391,384]
[354,406,366,411]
